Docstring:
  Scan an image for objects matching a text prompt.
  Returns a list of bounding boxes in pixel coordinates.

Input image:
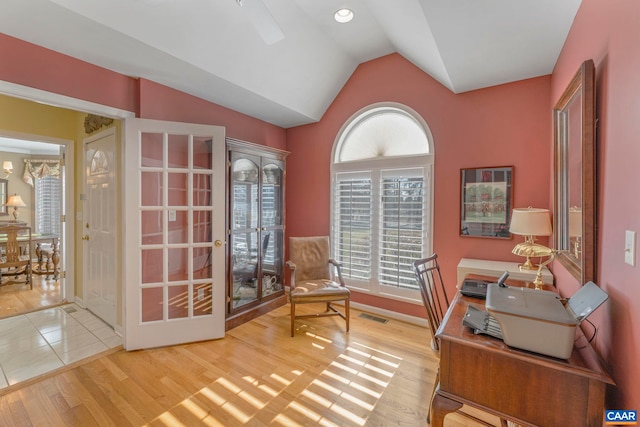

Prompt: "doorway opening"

[0,136,69,319]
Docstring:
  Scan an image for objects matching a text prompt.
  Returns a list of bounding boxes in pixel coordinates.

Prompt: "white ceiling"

[0,137,61,155]
[1,0,581,128]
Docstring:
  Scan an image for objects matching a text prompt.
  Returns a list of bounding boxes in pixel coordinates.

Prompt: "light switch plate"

[168,209,177,222]
[625,230,636,266]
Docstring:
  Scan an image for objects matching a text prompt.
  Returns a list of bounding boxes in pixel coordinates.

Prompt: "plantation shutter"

[333,171,372,280]
[35,175,61,235]
[379,168,425,290]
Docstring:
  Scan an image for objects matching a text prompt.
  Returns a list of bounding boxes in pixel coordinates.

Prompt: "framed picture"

[460,166,513,238]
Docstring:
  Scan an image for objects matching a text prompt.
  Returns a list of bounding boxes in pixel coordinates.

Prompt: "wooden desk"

[433,287,614,427]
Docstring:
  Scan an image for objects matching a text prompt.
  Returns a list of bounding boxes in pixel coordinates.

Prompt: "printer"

[485,281,608,359]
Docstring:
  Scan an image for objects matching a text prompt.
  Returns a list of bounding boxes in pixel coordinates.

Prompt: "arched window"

[331,104,434,300]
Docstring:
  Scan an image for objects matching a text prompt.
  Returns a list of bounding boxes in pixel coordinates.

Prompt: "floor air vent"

[62,306,78,314]
[359,313,389,324]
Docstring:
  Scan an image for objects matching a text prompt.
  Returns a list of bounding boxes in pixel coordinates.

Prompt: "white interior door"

[83,128,117,327]
[124,118,226,350]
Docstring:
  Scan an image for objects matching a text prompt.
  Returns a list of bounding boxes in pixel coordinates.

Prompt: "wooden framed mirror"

[553,59,596,284]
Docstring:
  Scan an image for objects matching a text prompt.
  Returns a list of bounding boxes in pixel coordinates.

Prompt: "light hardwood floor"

[0,304,503,426]
[0,275,63,319]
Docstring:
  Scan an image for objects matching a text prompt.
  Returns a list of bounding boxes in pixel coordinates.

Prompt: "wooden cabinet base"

[226,295,287,331]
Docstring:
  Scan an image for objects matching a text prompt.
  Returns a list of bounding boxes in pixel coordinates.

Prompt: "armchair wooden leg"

[291,302,295,337]
[345,300,350,332]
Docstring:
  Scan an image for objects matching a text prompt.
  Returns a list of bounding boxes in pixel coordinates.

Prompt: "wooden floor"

[0,304,504,426]
[0,275,63,319]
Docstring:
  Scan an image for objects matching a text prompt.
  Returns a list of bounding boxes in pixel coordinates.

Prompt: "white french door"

[84,128,117,327]
[124,118,226,350]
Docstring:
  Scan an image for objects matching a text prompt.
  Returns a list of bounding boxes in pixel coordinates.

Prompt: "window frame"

[330,103,434,303]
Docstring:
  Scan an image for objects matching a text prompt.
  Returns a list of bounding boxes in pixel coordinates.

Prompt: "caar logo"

[606,410,637,425]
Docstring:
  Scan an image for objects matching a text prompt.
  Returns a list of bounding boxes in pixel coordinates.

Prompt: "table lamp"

[4,193,26,221]
[509,207,553,271]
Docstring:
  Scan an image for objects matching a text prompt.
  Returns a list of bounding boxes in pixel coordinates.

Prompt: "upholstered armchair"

[285,236,350,337]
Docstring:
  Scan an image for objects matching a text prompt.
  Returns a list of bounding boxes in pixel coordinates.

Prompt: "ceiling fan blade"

[237,0,285,45]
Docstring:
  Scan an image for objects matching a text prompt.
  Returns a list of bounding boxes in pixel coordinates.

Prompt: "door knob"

[214,240,223,247]
[82,235,90,240]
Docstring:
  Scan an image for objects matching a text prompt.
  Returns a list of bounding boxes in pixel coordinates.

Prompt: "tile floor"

[0,303,122,388]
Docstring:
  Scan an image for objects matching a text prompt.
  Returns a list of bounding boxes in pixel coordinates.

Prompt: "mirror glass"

[554,60,596,284]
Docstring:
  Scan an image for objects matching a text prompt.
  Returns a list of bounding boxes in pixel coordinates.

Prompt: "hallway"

[0,303,122,389]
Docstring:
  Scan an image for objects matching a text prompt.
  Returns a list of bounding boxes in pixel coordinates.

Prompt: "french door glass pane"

[194,283,213,316]
[168,285,189,319]
[168,210,188,244]
[168,173,188,206]
[193,210,212,243]
[193,174,212,206]
[141,133,163,167]
[141,172,163,206]
[141,287,163,322]
[168,247,188,282]
[167,134,189,168]
[141,210,163,245]
[141,249,163,283]
[193,136,212,170]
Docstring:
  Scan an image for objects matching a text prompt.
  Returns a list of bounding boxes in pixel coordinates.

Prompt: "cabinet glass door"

[230,155,260,309]
[261,161,284,296]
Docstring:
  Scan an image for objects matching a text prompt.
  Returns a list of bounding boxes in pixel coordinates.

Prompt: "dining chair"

[0,224,32,289]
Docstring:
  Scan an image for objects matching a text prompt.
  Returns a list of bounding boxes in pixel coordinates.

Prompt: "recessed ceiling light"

[334,8,354,24]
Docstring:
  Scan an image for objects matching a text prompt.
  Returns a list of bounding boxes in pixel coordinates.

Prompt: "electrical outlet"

[625,230,636,266]
[197,288,205,300]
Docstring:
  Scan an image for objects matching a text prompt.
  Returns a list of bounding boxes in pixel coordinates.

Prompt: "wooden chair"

[0,224,32,289]
[286,236,350,337]
[413,254,507,427]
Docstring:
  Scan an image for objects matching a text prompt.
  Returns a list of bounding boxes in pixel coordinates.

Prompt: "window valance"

[22,159,61,187]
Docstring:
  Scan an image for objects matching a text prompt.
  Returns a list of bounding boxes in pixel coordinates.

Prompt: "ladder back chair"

[413,254,508,427]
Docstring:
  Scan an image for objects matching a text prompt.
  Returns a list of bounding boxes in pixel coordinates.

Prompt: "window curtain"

[22,160,61,187]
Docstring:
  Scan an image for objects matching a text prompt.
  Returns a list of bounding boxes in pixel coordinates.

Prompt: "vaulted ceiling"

[1,0,581,128]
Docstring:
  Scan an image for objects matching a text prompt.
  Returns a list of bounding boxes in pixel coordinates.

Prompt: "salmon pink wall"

[0,33,286,149]
[138,79,286,149]
[0,33,137,112]
[551,0,640,409]
[286,53,551,314]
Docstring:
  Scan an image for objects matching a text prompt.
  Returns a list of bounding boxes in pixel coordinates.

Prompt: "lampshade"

[509,207,552,237]
[2,161,13,173]
[5,194,26,208]
[4,193,26,221]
